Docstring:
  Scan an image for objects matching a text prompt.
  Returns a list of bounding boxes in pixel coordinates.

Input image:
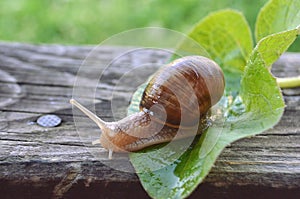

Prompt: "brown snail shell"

[70,55,225,159]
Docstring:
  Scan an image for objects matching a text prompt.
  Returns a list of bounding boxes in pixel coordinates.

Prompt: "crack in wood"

[52,165,81,199]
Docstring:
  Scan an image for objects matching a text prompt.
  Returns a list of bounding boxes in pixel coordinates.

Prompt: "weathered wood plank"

[0,42,299,199]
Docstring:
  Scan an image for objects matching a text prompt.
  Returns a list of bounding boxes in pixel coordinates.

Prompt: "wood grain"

[0,42,299,199]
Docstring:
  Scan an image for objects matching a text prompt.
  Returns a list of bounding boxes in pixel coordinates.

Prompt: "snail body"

[70,56,225,158]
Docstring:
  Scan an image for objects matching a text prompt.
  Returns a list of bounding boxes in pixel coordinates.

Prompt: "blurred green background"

[0,0,299,51]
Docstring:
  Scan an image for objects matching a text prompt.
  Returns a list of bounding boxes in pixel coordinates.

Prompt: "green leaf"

[255,0,300,42]
[127,83,147,116]
[189,9,253,72]
[128,8,298,199]
[253,29,299,68]
[241,52,284,118]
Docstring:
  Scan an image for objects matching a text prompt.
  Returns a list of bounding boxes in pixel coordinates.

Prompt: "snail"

[70,55,225,159]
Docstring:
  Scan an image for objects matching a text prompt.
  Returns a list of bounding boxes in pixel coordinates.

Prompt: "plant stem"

[277,76,300,88]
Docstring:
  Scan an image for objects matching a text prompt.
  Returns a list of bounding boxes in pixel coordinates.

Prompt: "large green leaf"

[255,0,300,42]
[188,10,253,92]
[128,8,299,199]
[189,9,253,72]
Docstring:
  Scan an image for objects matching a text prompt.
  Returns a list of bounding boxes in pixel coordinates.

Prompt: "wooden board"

[0,42,299,199]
